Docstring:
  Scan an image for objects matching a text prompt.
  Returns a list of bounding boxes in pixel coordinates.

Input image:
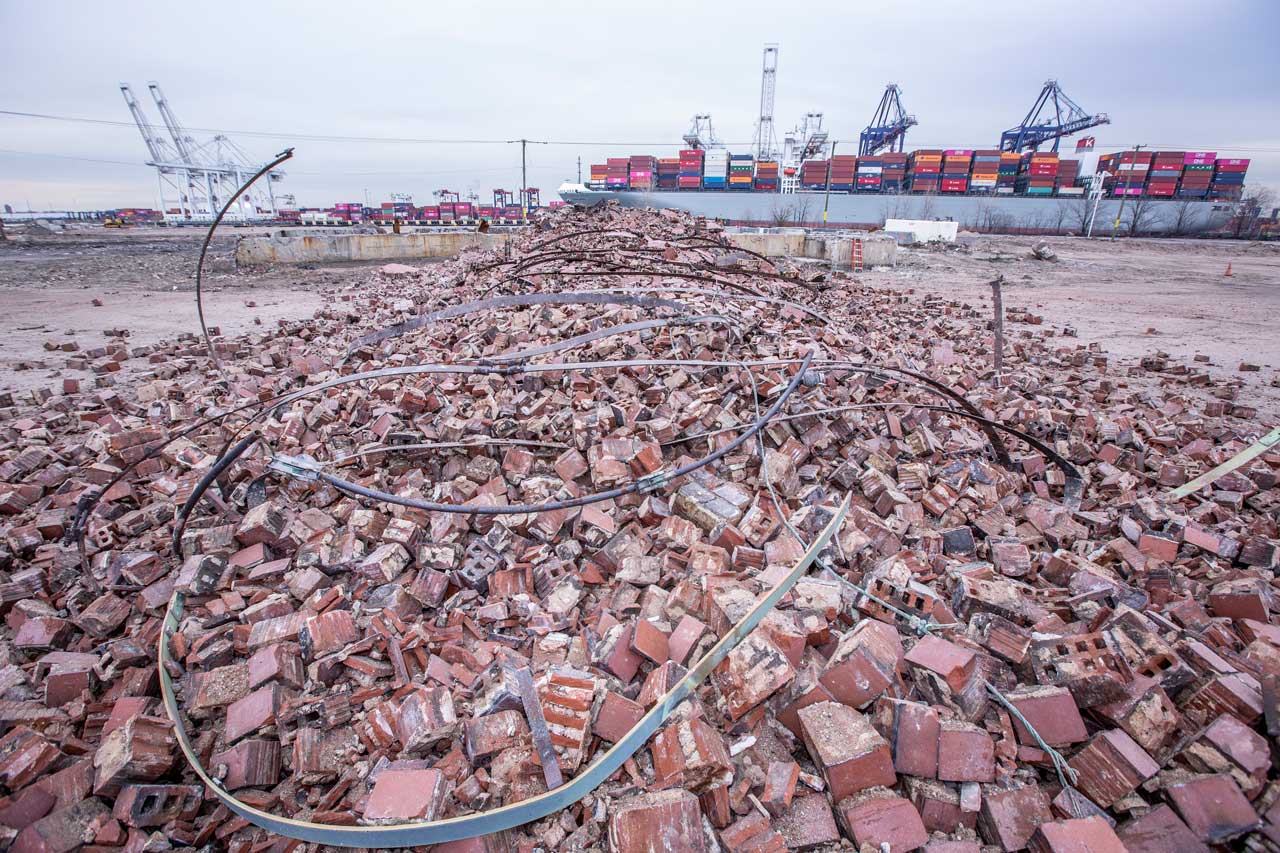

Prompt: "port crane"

[858,84,917,156]
[752,43,779,160]
[1000,80,1110,153]
[120,82,284,224]
[682,114,724,150]
[779,113,828,194]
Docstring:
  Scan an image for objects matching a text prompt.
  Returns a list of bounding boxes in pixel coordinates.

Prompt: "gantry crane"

[682,114,724,150]
[858,84,917,156]
[120,82,284,223]
[752,43,779,160]
[779,112,828,194]
[1000,80,1110,153]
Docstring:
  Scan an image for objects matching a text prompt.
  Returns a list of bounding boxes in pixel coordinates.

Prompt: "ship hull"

[558,189,1235,235]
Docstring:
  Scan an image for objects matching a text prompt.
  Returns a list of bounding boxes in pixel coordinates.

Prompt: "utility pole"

[577,156,582,184]
[1110,143,1145,241]
[822,140,838,225]
[506,138,548,219]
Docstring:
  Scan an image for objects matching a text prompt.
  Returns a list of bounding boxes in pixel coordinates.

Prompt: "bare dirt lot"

[868,233,1280,419]
[0,224,373,394]
[1,223,1277,418]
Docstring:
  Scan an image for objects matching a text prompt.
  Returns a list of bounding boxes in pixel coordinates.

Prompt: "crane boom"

[858,84,917,156]
[753,44,779,160]
[147,81,198,164]
[1000,80,1110,153]
[119,84,172,166]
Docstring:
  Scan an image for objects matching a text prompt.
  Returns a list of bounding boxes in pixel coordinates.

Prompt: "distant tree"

[1170,200,1207,237]
[1072,193,1094,234]
[918,191,937,220]
[1231,186,1277,238]
[1051,202,1070,235]
[1126,196,1157,236]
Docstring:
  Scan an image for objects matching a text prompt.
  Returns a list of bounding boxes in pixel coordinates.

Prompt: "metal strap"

[158,496,849,846]
[1167,426,1280,501]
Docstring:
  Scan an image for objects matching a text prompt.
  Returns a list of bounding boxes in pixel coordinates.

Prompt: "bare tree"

[1071,194,1093,233]
[1231,186,1277,238]
[1170,200,1208,237]
[1051,202,1070,235]
[1126,196,1157,236]
[768,196,815,227]
[918,191,937,220]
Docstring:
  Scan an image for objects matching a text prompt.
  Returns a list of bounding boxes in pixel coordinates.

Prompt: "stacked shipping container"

[1146,151,1183,198]
[800,159,829,189]
[1178,152,1215,199]
[969,150,1001,194]
[856,156,882,193]
[605,158,629,188]
[997,153,1020,194]
[907,150,941,193]
[703,150,728,189]
[1212,158,1248,201]
[678,149,704,190]
[830,155,857,191]
[729,154,755,189]
[1056,159,1083,196]
[881,153,907,192]
[657,158,680,190]
[754,160,779,191]
[941,150,971,193]
[1016,152,1058,196]
[629,155,657,191]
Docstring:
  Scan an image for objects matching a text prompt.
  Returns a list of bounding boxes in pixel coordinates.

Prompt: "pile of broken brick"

[1,201,1279,853]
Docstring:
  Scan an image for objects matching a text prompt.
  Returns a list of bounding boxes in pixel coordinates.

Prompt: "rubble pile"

[0,202,1278,852]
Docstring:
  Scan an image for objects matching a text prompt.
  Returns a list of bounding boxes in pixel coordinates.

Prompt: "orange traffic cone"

[1224,263,1234,277]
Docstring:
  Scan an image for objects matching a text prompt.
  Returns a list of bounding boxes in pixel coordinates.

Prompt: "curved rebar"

[194,147,294,361]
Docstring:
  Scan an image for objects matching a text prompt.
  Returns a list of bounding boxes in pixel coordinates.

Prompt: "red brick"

[224,684,280,743]
[1137,532,1179,563]
[878,699,940,778]
[608,789,709,853]
[837,789,929,853]
[1067,729,1159,808]
[1164,774,1260,844]
[593,691,645,743]
[651,717,732,793]
[209,739,280,790]
[937,721,994,783]
[302,609,361,656]
[773,793,840,850]
[667,614,707,666]
[395,685,457,753]
[630,619,670,664]
[819,619,901,709]
[1028,815,1126,853]
[1116,805,1209,853]
[979,785,1052,852]
[1004,685,1088,748]
[0,727,61,789]
[464,709,529,763]
[904,635,977,692]
[364,767,449,822]
[798,701,895,803]
[760,760,799,816]
[713,631,795,720]
[718,811,785,852]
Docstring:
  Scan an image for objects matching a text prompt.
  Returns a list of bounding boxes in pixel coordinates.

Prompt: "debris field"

[0,202,1278,852]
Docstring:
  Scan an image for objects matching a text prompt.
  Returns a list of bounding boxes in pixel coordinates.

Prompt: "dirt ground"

[1,222,1276,419]
[0,223,371,395]
[867,233,1280,420]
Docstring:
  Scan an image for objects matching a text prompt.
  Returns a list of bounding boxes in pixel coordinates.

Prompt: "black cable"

[194,147,294,361]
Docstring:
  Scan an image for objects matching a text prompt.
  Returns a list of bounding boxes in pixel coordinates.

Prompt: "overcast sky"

[2,0,1277,210]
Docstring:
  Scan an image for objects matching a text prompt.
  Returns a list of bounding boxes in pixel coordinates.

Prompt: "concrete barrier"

[727,230,896,267]
[235,231,517,266]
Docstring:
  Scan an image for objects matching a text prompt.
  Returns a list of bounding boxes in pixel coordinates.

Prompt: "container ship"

[558,148,1249,234]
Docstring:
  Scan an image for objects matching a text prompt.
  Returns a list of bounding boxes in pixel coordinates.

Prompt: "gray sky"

[2,0,1277,210]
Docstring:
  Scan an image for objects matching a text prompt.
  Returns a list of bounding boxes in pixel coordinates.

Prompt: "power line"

[6,109,1280,155]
